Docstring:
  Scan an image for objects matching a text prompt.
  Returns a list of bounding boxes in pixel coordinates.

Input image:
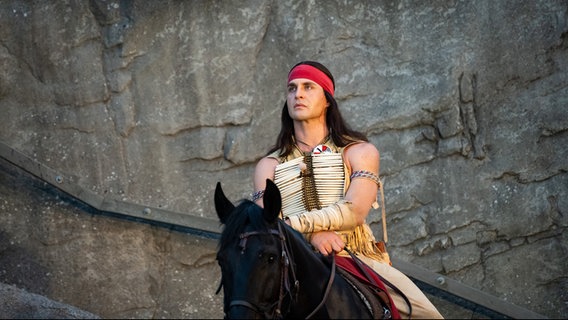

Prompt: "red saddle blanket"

[335,255,401,319]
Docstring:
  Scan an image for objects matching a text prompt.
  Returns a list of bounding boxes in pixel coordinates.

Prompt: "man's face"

[286,78,329,122]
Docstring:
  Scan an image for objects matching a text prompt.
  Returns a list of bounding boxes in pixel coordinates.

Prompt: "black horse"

[214,179,395,319]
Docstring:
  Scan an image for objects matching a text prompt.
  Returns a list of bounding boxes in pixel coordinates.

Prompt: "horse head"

[214,179,289,319]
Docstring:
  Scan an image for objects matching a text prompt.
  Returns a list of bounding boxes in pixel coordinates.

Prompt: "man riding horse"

[251,60,443,319]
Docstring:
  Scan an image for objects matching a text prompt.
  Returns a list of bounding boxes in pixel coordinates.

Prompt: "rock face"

[0,0,567,318]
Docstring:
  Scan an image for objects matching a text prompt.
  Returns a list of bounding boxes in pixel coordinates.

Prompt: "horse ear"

[262,179,282,223]
[214,182,235,224]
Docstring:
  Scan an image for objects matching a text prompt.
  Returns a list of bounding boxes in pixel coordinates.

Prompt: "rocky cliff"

[1,0,566,318]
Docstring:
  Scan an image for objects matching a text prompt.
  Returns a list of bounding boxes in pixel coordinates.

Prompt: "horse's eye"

[258,252,277,264]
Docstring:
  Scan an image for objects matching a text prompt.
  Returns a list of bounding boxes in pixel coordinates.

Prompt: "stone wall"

[0,158,223,318]
[1,0,567,318]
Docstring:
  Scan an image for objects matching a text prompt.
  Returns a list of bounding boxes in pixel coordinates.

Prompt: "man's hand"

[310,231,345,255]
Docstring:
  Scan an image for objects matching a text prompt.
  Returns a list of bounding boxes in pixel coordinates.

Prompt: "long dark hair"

[267,61,368,157]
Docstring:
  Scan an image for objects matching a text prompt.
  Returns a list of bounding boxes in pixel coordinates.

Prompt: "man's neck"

[294,123,329,152]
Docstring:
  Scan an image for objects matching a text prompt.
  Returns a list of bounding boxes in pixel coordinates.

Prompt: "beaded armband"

[350,170,380,186]
[251,189,265,202]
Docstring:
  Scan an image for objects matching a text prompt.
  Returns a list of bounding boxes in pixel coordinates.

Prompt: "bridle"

[218,221,336,319]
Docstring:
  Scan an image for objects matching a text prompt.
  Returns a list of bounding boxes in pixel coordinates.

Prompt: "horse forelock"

[218,200,273,251]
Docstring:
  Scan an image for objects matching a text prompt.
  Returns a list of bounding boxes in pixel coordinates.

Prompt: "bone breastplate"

[274,152,345,218]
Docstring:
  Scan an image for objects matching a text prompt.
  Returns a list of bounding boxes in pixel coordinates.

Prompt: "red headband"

[288,64,334,97]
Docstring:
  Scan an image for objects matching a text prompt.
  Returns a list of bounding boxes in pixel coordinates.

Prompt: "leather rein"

[222,221,336,319]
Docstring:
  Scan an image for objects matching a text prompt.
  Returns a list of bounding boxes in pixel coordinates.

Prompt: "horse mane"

[218,199,273,251]
[218,198,325,262]
[278,219,311,251]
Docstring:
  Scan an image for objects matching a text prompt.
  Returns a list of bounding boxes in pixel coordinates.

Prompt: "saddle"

[335,251,411,320]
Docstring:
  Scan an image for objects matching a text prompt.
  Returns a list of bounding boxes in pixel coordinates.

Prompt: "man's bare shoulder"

[345,141,379,157]
[256,156,279,168]
[254,156,279,176]
[253,156,279,189]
